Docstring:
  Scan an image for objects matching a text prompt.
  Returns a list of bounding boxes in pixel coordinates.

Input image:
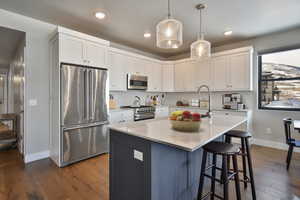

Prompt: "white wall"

[0,8,56,159]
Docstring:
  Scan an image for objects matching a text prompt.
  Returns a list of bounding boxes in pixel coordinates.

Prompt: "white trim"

[108,47,163,64]
[24,150,50,163]
[57,26,110,46]
[252,138,300,153]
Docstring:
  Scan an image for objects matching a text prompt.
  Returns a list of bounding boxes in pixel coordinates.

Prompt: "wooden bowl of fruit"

[169,111,201,132]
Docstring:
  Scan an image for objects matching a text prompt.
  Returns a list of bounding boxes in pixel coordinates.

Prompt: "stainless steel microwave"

[127,74,148,90]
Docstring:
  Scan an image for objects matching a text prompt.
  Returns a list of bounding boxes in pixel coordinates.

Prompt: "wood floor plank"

[0,145,299,200]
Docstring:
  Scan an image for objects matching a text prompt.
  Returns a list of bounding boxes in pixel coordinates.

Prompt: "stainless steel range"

[121,106,155,121]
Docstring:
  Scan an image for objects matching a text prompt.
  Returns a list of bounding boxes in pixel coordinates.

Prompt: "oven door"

[127,74,148,90]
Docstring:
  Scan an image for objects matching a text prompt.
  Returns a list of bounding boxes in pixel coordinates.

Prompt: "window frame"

[258,46,300,111]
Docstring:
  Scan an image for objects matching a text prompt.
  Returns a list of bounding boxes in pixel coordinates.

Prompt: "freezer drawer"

[62,125,108,165]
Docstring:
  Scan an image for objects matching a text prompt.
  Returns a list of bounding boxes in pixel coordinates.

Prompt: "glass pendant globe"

[156,18,183,49]
[191,38,211,60]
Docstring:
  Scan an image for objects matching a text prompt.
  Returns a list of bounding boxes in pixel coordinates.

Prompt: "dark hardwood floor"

[0,145,299,200]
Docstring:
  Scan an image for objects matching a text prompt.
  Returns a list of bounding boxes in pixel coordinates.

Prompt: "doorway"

[0,26,25,156]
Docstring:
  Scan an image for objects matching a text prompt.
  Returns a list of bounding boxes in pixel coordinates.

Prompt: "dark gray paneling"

[109,130,151,200]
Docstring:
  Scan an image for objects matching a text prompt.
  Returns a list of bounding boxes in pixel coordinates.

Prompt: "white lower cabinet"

[109,110,134,124]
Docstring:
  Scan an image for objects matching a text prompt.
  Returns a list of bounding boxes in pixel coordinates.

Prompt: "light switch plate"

[133,149,143,162]
[29,99,37,106]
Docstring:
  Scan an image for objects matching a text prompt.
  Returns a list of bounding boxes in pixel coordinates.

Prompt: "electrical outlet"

[133,150,143,162]
[266,128,272,134]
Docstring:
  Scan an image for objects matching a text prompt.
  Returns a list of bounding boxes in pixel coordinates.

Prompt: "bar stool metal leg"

[232,154,242,200]
[222,155,229,200]
[210,154,217,200]
[245,138,256,200]
[198,150,208,200]
[241,138,248,188]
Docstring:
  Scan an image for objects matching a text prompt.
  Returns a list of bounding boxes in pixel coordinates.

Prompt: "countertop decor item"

[156,0,183,49]
[169,110,201,132]
[190,4,211,60]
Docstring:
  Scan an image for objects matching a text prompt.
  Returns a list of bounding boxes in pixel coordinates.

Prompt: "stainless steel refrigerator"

[60,63,109,166]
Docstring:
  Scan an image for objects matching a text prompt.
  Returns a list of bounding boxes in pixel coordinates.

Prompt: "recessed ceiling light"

[224,30,233,36]
[95,12,106,19]
[144,32,151,38]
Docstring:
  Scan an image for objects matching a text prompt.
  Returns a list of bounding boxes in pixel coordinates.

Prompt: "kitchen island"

[109,115,247,200]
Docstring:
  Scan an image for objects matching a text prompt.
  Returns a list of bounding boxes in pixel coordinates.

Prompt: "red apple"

[182,111,192,119]
[192,113,201,121]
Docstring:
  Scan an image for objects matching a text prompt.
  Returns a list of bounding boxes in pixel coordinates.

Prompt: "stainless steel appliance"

[127,74,148,90]
[121,105,155,121]
[60,63,109,166]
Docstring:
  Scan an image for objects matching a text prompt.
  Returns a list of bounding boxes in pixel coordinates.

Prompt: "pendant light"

[191,4,211,60]
[156,0,183,49]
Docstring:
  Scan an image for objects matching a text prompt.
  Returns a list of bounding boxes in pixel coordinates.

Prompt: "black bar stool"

[197,141,241,200]
[225,130,256,200]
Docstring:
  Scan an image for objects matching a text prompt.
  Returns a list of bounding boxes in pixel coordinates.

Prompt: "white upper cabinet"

[60,34,84,66]
[162,64,174,92]
[107,51,127,91]
[174,62,185,92]
[211,48,253,91]
[228,52,252,91]
[195,59,211,89]
[85,41,107,68]
[58,28,109,68]
[128,57,147,76]
[211,56,229,91]
[146,61,162,92]
[174,60,196,92]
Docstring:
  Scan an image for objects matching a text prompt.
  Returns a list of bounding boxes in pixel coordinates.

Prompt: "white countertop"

[109,115,247,152]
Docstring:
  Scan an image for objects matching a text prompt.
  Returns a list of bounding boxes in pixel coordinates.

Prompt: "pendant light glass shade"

[156,19,183,48]
[156,0,183,49]
[191,34,211,60]
[191,4,211,60]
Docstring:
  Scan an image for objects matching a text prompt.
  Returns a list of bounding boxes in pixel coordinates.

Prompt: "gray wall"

[0,8,56,156]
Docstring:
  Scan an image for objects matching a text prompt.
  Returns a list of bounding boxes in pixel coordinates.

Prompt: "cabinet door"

[162,64,174,92]
[107,51,127,91]
[146,61,162,92]
[127,57,146,75]
[174,63,185,92]
[211,56,228,91]
[60,35,84,65]
[85,41,107,68]
[184,61,197,92]
[195,59,211,89]
[228,53,251,91]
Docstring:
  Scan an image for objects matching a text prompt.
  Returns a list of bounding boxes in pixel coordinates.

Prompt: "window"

[258,48,300,111]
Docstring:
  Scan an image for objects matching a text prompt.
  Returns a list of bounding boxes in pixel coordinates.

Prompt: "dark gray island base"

[109,129,223,200]
[109,116,247,200]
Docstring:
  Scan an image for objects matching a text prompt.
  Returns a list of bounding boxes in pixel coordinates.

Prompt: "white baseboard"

[252,138,300,153]
[24,150,50,163]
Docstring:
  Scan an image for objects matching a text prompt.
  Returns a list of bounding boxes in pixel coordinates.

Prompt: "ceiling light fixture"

[190,4,211,60]
[144,32,151,38]
[224,30,233,36]
[156,0,183,49]
[95,12,106,19]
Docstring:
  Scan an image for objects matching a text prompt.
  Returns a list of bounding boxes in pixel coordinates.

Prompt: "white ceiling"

[0,26,25,68]
[0,0,300,58]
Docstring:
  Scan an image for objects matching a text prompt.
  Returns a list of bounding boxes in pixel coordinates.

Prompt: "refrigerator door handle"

[84,69,89,121]
[89,70,94,121]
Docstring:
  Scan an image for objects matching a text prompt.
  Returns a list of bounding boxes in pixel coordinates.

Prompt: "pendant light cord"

[198,8,202,40]
[168,0,171,18]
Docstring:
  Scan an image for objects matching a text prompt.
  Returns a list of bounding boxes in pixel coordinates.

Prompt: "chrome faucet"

[197,85,211,118]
